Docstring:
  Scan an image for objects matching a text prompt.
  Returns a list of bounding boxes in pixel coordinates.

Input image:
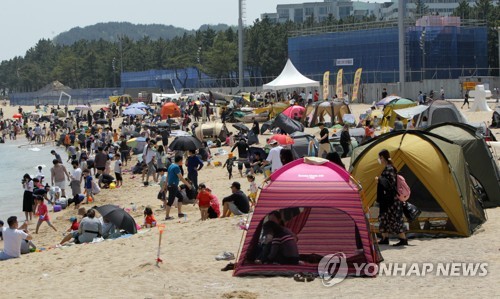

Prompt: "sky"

[0,0,345,62]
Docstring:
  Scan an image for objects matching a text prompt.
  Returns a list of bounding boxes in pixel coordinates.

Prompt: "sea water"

[0,139,60,221]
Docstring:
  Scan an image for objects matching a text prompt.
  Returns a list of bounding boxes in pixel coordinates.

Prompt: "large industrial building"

[288,18,488,83]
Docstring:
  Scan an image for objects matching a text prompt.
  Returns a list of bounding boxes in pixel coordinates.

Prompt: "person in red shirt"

[196,183,215,221]
[143,207,157,228]
[313,90,319,102]
[67,217,79,232]
[34,196,57,234]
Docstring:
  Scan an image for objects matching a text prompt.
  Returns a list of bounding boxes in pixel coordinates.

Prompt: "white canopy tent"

[262,59,320,90]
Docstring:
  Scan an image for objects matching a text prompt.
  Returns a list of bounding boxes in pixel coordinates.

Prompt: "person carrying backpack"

[375,149,408,247]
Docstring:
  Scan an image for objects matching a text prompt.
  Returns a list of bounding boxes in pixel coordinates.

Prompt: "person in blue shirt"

[165,155,192,220]
[186,150,204,193]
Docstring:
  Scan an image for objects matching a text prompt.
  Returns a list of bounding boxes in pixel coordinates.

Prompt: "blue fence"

[8,88,123,106]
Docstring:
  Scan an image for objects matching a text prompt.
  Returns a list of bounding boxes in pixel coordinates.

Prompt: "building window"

[319,6,328,15]
[294,8,304,22]
[278,9,289,19]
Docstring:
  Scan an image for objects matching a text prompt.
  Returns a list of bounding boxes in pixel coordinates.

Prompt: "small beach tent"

[350,131,486,237]
[262,59,320,90]
[282,105,306,119]
[381,98,417,128]
[426,123,500,208]
[416,100,468,128]
[290,131,317,158]
[303,101,351,127]
[194,122,228,142]
[234,158,382,277]
[160,102,181,119]
[272,113,304,134]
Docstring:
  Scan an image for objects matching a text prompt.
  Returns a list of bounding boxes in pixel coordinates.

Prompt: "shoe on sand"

[215,252,235,261]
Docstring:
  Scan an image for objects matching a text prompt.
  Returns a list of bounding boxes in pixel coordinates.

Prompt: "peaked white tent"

[263,59,320,90]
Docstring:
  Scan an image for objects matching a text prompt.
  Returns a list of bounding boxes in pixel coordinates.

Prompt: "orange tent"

[161,102,181,119]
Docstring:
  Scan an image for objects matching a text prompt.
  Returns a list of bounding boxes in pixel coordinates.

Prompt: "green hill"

[53,22,233,45]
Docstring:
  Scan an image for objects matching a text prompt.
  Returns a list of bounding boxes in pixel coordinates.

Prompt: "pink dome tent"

[233,158,382,277]
[282,105,306,119]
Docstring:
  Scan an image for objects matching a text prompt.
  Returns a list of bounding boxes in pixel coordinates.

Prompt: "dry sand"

[0,102,499,299]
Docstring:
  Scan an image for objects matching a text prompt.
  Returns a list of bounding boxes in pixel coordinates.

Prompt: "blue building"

[288,24,488,83]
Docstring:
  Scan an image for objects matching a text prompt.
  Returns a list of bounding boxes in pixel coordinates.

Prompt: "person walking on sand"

[50,159,71,198]
[186,150,203,192]
[165,155,192,220]
[34,196,57,234]
[461,92,470,109]
[317,122,330,158]
[376,149,408,247]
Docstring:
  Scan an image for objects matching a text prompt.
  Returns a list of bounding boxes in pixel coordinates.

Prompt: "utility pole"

[238,0,245,89]
[398,0,406,96]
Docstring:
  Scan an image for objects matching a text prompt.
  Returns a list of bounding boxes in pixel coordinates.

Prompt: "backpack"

[396,174,411,202]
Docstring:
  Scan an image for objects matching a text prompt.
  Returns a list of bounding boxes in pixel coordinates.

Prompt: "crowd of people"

[1,90,413,263]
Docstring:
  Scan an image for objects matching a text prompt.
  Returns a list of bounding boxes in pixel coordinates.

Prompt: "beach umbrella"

[169,135,203,151]
[75,105,92,111]
[128,102,149,109]
[96,119,109,125]
[95,205,137,234]
[232,122,249,133]
[57,110,66,117]
[260,120,273,134]
[13,113,22,119]
[126,137,146,148]
[123,107,146,116]
[157,121,170,128]
[268,134,295,145]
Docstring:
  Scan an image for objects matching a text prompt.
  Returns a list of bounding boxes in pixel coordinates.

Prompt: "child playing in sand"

[223,153,236,180]
[83,169,95,204]
[66,216,79,233]
[143,207,156,228]
[196,183,215,221]
[34,196,57,234]
[247,174,258,207]
[114,153,123,188]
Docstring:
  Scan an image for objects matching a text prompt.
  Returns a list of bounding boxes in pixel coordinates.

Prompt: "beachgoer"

[69,160,82,208]
[231,138,250,177]
[186,150,203,192]
[114,153,123,188]
[34,196,57,234]
[0,216,32,261]
[164,155,192,220]
[50,150,63,164]
[279,148,294,166]
[22,173,34,221]
[461,92,470,109]
[376,149,408,246]
[143,207,157,228]
[221,182,250,218]
[317,122,330,158]
[326,152,345,169]
[247,175,258,207]
[50,159,70,198]
[77,209,102,243]
[196,183,214,221]
[340,124,351,158]
[262,140,283,176]
[82,169,94,204]
[259,221,299,265]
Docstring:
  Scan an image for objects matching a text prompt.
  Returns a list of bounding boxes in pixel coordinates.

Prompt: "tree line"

[0,1,498,95]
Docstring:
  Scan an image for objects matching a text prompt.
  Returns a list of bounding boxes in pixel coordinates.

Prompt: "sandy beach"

[0,101,499,299]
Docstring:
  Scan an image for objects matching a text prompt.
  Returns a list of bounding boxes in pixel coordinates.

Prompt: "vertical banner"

[336,69,343,98]
[322,71,330,100]
[351,68,363,102]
